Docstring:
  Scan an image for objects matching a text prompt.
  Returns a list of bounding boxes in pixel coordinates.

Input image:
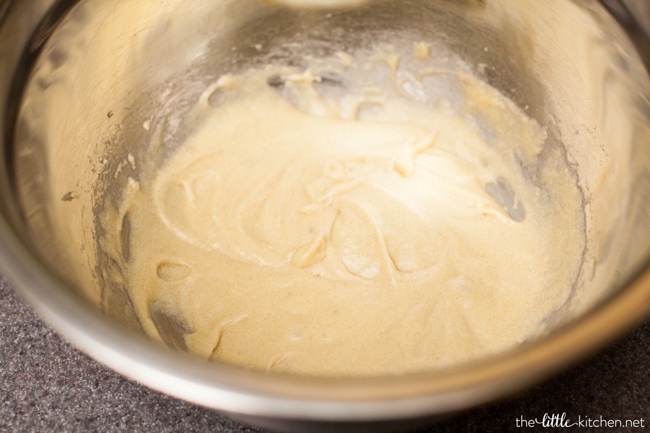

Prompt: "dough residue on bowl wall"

[99,44,585,377]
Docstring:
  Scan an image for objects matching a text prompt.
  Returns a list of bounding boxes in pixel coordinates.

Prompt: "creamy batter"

[101,48,584,376]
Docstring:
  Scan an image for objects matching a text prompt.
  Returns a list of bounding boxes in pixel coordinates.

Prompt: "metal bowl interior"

[1,0,650,428]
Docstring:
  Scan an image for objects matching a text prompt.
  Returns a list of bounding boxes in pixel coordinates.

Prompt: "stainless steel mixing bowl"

[2,0,650,431]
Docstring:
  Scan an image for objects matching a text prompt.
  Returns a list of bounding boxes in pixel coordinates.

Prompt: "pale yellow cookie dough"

[101,50,584,377]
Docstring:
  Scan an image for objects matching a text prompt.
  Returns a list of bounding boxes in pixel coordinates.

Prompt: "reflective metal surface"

[1,0,650,429]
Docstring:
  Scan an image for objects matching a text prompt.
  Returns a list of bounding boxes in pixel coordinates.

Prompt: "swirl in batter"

[102,49,584,376]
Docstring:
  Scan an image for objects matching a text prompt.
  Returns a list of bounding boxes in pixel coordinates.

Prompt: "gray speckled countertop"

[1,277,649,433]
